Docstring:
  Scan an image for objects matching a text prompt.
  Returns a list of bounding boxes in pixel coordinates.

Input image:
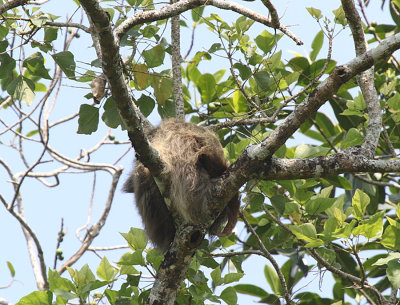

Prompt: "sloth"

[124,118,240,251]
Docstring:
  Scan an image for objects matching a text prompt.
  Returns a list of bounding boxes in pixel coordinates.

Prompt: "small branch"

[1,195,48,290]
[0,0,28,15]
[114,0,303,46]
[58,167,123,274]
[240,210,291,305]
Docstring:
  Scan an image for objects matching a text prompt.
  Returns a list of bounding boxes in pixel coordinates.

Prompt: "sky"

[0,0,393,304]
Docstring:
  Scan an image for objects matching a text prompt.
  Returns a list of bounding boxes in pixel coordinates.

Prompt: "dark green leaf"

[77,104,99,134]
[7,75,35,106]
[52,51,76,79]
[220,287,237,305]
[136,94,155,117]
[23,52,51,79]
[192,7,205,22]
[143,45,165,68]
[102,98,125,129]
[254,30,278,54]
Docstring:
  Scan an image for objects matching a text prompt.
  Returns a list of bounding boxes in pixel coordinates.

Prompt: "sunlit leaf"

[97,256,118,282]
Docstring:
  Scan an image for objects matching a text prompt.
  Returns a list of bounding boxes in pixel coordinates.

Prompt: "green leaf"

[192,7,204,22]
[233,62,251,80]
[102,98,125,129]
[232,90,247,113]
[211,266,223,286]
[151,74,173,106]
[6,261,15,277]
[53,289,77,301]
[97,256,118,282]
[48,269,75,292]
[0,25,9,41]
[381,225,400,250]
[234,284,268,298]
[352,211,384,239]
[373,253,400,266]
[223,272,244,284]
[136,94,155,117]
[52,51,76,79]
[293,144,330,158]
[67,264,96,288]
[133,63,150,90]
[332,6,347,26]
[306,7,322,19]
[77,104,99,134]
[310,30,324,61]
[387,260,400,288]
[254,71,271,91]
[254,30,277,54]
[342,130,364,148]
[305,198,336,215]
[16,291,52,305]
[7,75,35,106]
[388,92,400,111]
[118,251,145,266]
[143,45,165,68]
[196,73,216,104]
[264,265,281,295]
[0,52,16,79]
[120,228,148,250]
[44,27,58,43]
[352,189,370,220]
[23,52,51,79]
[220,287,237,305]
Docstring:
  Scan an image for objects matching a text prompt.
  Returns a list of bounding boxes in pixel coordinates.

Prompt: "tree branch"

[170,0,184,119]
[341,0,381,157]
[114,0,303,46]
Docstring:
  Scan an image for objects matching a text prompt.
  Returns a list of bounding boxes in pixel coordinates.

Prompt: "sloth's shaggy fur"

[124,119,240,251]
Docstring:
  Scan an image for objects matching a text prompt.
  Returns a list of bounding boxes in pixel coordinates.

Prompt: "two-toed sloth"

[124,119,240,251]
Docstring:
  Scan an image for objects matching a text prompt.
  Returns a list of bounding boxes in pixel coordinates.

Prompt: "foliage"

[1,0,400,304]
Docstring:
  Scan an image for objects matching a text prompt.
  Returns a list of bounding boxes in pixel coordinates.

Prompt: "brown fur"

[124,119,240,251]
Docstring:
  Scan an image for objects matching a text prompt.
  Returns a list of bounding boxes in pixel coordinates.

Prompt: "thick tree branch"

[250,150,400,181]
[114,0,303,46]
[341,0,381,157]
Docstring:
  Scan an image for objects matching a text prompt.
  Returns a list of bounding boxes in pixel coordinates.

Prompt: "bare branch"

[58,167,123,274]
[240,210,292,305]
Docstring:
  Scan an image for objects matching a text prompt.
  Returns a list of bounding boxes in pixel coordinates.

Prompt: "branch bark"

[341,0,381,157]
